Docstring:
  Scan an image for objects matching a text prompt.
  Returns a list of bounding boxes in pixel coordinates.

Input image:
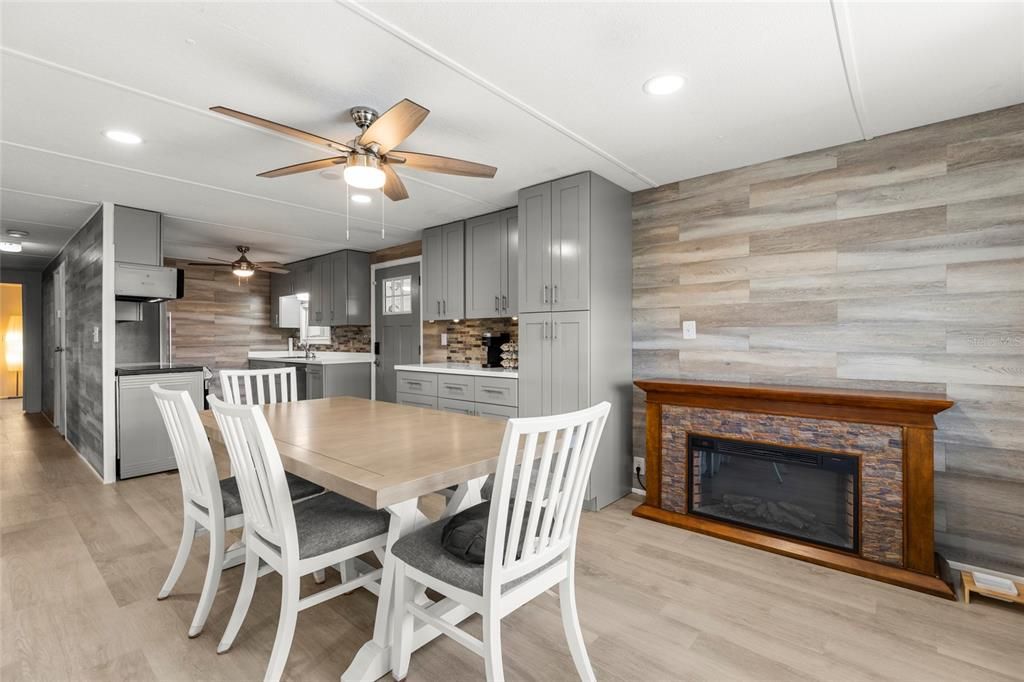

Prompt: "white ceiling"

[1,1,1021,271]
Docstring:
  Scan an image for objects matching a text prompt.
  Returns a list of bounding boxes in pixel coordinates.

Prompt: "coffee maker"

[480,332,511,368]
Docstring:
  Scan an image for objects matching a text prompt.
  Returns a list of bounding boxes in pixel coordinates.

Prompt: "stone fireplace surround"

[633,380,957,599]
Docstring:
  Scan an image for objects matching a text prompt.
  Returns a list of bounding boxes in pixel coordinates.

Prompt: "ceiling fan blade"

[381,163,410,201]
[257,156,347,178]
[211,106,353,154]
[187,262,231,267]
[260,266,291,274]
[389,150,497,178]
[359,99,429,154]
[207,256,233,263]
[255,261,286,268]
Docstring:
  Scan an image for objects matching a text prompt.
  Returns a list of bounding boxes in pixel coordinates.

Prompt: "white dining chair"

[151,385,325,638]
[389,402,611,682]
[220,367,299,405]
[208,396,390,682]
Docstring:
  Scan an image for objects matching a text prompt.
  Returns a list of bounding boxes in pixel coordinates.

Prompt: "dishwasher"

[115,364,205,479]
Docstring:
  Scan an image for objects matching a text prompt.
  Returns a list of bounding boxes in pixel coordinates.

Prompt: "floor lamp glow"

[5,315,23,399]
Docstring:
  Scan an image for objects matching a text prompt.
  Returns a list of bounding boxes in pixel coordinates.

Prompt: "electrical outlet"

[93,326,100,343]
[440,332,448,346]
[682,320,697,339]
[633,457,645,475]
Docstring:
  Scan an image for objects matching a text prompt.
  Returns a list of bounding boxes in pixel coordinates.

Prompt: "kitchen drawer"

[475,403,518,420]
[438,397,476,416]
[437,374,474,401]
[397,371,437,397]
[474,376,518,407]
[397,393,437,410]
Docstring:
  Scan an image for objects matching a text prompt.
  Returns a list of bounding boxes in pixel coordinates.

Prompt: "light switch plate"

[93,326,100,343]
[683,320,697,339]
[440,332,448,346]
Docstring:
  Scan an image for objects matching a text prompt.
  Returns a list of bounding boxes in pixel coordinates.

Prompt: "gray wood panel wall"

[41,208,105,475]
[632,104,1024,574]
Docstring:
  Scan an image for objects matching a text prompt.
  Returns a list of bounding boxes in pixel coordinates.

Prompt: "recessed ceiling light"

[6,230,29,239]
[0,242,23,253]
[351,194,371,204]
[320,170,342,181]
[642,73,685,96]
[104,130,143,144]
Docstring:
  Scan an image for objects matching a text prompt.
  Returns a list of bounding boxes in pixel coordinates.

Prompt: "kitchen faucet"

[296,342,316,360]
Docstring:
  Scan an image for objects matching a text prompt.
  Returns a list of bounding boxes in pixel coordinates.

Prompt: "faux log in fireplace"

[633,380,956,599]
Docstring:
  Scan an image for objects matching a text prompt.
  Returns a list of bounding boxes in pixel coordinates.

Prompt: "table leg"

[341,477,487,682]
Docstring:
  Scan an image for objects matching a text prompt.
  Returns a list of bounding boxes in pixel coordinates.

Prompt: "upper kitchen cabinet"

[270,251,370,329]
[422,220,465,321]
[309,257,328,325]
[518,172,597,313]
[291,260,313,298]
[270,271,293,328]
[113,205,162,265]
[465,207,518,319]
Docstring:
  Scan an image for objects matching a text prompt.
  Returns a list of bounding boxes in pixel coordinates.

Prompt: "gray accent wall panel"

[631,104,1024,574]
[42,208,105,475]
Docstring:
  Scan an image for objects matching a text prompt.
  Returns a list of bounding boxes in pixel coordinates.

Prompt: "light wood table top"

[200,397,508,509]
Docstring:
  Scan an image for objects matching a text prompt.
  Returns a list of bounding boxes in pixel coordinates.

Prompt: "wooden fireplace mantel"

[633,380,957,599]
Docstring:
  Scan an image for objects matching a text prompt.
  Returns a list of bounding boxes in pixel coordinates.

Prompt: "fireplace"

[688,435,858,552]
[633,380,957,599]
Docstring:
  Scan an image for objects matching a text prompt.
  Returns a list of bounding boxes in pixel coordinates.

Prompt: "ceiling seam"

[337,0,659,188]
[0,217,81,231]
[1,140,418,233]
[161,214,380,246]
[828,0,871,140]
[0,46,503,209]
[1,187,100,206]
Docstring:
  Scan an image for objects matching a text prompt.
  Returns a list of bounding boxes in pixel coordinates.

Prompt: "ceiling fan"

[187,246,289,278]
[210,99,497,202]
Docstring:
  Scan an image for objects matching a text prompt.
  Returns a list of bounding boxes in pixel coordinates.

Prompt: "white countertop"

[394,362,519,379]
[247,351,373,366]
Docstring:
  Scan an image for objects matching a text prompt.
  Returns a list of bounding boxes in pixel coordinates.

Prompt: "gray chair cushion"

[391,515,557,595]
[291,492,389,559]
[218,473,325,518]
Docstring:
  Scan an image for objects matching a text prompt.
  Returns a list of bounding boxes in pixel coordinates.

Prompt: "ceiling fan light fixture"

[0,241,23,253]
[232,267,255,278]
[344,155,386,190]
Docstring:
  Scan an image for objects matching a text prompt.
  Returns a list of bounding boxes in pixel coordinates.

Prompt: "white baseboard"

[631,487,645,496]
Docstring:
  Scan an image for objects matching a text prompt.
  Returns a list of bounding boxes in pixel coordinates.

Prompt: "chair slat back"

[484,402,611,592]
[220,367,299,405]
[209,396,297,552]
[151,385,222,515]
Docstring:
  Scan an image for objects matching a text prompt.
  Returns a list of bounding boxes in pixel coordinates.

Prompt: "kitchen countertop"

[115,363,206,376]
[247,351,373,366]
[394,362,519,379]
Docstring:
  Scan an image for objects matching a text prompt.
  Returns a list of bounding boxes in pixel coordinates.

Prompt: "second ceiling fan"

[211,99,497,202]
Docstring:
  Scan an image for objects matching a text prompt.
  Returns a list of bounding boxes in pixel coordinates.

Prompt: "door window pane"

[383,275,412,315]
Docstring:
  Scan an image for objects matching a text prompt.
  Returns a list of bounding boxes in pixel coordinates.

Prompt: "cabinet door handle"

[553,321,558,339]
[543,321,549,339]
[553,284,558,303]
[437,301,441,315]
[495,295,499,312]
[443,299,447,315]
[543,285,549,303]
[502,294,508,312]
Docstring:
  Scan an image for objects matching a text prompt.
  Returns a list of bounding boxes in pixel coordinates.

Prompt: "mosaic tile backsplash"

[302,325,371,353]
[424,318,518,365]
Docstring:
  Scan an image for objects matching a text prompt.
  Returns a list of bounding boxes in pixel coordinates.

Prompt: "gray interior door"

[374,262,421,403]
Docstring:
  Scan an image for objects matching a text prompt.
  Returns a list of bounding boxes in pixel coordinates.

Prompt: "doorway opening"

[1,283,24,403]
[371,257,422,402]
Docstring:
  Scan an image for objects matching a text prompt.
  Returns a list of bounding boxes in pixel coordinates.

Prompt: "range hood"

[115,262,184,302]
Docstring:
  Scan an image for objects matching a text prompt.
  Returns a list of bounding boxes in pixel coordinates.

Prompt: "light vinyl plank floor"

[1,400,1021,681]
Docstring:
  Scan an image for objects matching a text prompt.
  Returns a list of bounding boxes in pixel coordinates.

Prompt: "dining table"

[200,396,509,681]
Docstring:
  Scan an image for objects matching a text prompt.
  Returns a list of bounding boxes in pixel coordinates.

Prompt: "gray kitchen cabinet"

[306,365,324,400]
[518,183,551,313]
[113,205,162,266]
[517,313,551,418]
[396,370,518,419]
[292,260,312,297]
[422,221,465,320]
[501,208,519,316]
[550,174,590,312]
[347,251,371,325]
[514,171,631,510]
[465,208,518,319]
[438,397,476,416]
[328,252,347,326]
[309,256,332,325]
[270,271,293,328]
[517,173,591,312]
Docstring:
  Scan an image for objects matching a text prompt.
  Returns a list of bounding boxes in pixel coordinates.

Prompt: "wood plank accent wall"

[632,104,1024,575]
[165,259,290,396]
[42,208,105,475]
[371,240,421,264]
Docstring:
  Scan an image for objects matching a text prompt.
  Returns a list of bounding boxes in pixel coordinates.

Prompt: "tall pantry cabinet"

[517,171,632,510]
